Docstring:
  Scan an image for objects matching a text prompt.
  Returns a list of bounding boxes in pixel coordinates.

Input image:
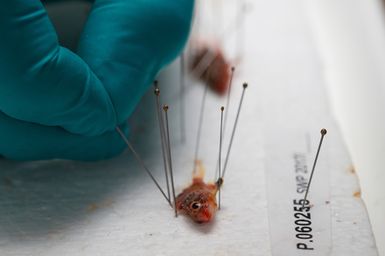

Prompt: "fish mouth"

[195,208,214,223]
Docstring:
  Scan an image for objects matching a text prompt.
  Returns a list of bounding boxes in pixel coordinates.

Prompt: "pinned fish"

[118,82,247,224]
[176,160,223,223]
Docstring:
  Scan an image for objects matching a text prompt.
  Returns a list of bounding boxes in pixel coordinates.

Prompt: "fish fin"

[208,178,224,195]
[193,159,205,179]
[207,183,218,194]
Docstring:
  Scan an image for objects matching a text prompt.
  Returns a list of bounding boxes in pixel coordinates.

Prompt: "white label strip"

[265,129,331,255]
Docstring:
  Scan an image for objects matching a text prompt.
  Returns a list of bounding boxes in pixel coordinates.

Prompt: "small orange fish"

[176,160,222,223]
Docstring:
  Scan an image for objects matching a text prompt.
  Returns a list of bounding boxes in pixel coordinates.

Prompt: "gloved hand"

[0,0,194,161]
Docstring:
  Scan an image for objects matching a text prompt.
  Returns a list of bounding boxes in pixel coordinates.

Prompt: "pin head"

[231,66,235,72]
[154,88,160,96]
[321,128,327,135]
[243,83,248,89]
[221,106,224,111]
[153,80,158,87]
[216,177,224,187]
[163,105,169,111]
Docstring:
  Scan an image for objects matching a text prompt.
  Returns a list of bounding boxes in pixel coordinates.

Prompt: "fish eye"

[190,202,201,210]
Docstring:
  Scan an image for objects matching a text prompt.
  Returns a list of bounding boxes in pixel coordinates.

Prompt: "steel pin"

[153,83,171,204]
[163,105,178,217]
[302,129,327,209]
[218,106,225,210]
[221,82,248,179]
[116,127,170,206]
[215,66,235,180]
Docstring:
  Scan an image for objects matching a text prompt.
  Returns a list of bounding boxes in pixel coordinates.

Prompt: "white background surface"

[0,0,381,255]
[306,1,385,254]
[45,3,385,253]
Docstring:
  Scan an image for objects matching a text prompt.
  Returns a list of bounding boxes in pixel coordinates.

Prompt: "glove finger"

[77,0,194,125]
[0,0,117,136]
[0,111,127,161]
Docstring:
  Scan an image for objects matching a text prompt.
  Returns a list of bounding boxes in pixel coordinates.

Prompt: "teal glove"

[0,0,194,161]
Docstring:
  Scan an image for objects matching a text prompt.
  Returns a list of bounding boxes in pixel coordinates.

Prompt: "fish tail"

[193,159,205,179]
